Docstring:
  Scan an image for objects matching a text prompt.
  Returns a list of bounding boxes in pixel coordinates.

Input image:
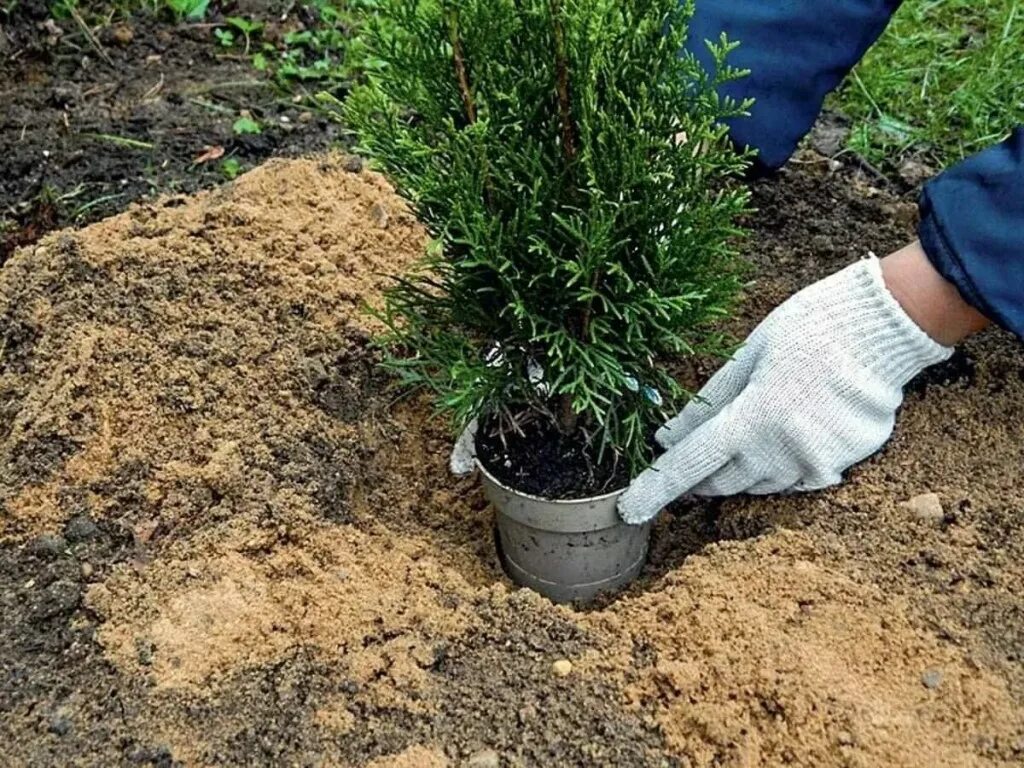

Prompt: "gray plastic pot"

[477,461,652,604]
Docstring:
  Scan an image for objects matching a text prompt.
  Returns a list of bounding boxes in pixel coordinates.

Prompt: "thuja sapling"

[346,0,752,486]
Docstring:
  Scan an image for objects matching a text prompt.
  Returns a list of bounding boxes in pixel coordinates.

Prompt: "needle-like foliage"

[346,0,752,470]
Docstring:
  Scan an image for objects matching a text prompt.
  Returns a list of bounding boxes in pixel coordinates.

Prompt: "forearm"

[917,128,1024,339]
[881,241,990,346]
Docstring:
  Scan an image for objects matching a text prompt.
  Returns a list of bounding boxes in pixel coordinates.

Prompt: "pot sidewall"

[476,458,651,603]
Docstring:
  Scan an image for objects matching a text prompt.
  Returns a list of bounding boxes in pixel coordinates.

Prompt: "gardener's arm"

[615,245,986,523]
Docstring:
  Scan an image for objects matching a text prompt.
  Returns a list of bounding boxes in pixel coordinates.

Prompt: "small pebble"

[369,202,390,229]
[922,669,944,689]
[298,111,313,123]
[898,157,935,188]
[901,492,944,522]
[47,713,72,737]
[136,638,155,666]
[65,514,99,543]
[27,534,66,559]
[342,155,364,173]
[810,234,832,255]
[80,562,94,579]
[466,748,500,768]
[112,24,134,45]
[551,659,573,677]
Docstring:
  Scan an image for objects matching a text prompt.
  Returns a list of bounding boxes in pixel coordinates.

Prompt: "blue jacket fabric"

[687,0,1024,339]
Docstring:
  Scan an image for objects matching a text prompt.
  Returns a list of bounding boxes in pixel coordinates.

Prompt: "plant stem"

[557,392,578,433]
[549,0,577,163]
[446,6,494,212]
[446,8,477,125]
[550,0,583,434]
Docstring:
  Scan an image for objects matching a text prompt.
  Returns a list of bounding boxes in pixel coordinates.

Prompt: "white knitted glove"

[450,418,478,476]
[618,257,954,525]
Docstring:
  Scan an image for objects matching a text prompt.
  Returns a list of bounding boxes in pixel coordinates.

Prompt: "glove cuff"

[833,257,954,385]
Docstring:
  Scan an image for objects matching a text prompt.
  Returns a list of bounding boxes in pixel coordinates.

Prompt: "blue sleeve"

[688,1,1024,340]
[687,0,904,170]
[919,130,1024,339]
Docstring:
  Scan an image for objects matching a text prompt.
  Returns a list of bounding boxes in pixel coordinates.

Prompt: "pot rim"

[475,458,626,504]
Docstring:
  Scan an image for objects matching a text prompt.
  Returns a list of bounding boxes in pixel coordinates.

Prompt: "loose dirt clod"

[466,748,501,768]
[1,154,1023,767]
[901,492,945,521]
[552,659,574,677]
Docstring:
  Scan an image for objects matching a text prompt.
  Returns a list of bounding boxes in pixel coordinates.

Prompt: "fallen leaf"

[194,145,225,164]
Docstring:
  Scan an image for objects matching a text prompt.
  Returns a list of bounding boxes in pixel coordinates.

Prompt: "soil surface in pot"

[476,417,630,499]
[2,150,1024,767]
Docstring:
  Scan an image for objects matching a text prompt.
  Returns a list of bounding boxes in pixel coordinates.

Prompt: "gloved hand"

[617,256,954,525]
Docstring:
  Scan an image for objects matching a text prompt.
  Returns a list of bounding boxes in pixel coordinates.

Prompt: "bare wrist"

[880,241,990,347]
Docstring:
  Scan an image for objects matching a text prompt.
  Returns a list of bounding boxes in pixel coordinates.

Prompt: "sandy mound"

[1,154,1022,766]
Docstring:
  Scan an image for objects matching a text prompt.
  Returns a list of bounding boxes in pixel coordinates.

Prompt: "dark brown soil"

[1,147,1022,767]
[0,3,343,264]
[476,416,630,499]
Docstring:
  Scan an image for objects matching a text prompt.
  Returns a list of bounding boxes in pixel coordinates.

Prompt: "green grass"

[831,0,1024,167]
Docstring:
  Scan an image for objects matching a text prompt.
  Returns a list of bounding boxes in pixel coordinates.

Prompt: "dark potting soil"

[475,417,631,500]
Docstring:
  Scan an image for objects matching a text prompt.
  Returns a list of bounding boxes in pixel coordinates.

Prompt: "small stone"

[901,493,944,522]
[342,155,364,173]
[898,157,935,188]
[80,562,94,579]
[112,24,134,45]
[810,234,832,255]
[551,659,573,677]
[136,637,155,666]
[27,534,67,559]
[837,730,854,747]
[467,748,501,768]
[34,581,81,621]
[922,669,944,689]
[808,115,850,157]
[369,202,390,229]
[887,202,919,228]
[517,704,537,724]
[65,514,99,543]
[298,111,313,123]
[48,712,72,737]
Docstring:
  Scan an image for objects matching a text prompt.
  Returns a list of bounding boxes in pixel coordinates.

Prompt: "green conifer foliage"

[346,0,752,470]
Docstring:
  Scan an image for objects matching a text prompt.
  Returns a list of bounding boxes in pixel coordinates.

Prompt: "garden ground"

[2,4,1024,768]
